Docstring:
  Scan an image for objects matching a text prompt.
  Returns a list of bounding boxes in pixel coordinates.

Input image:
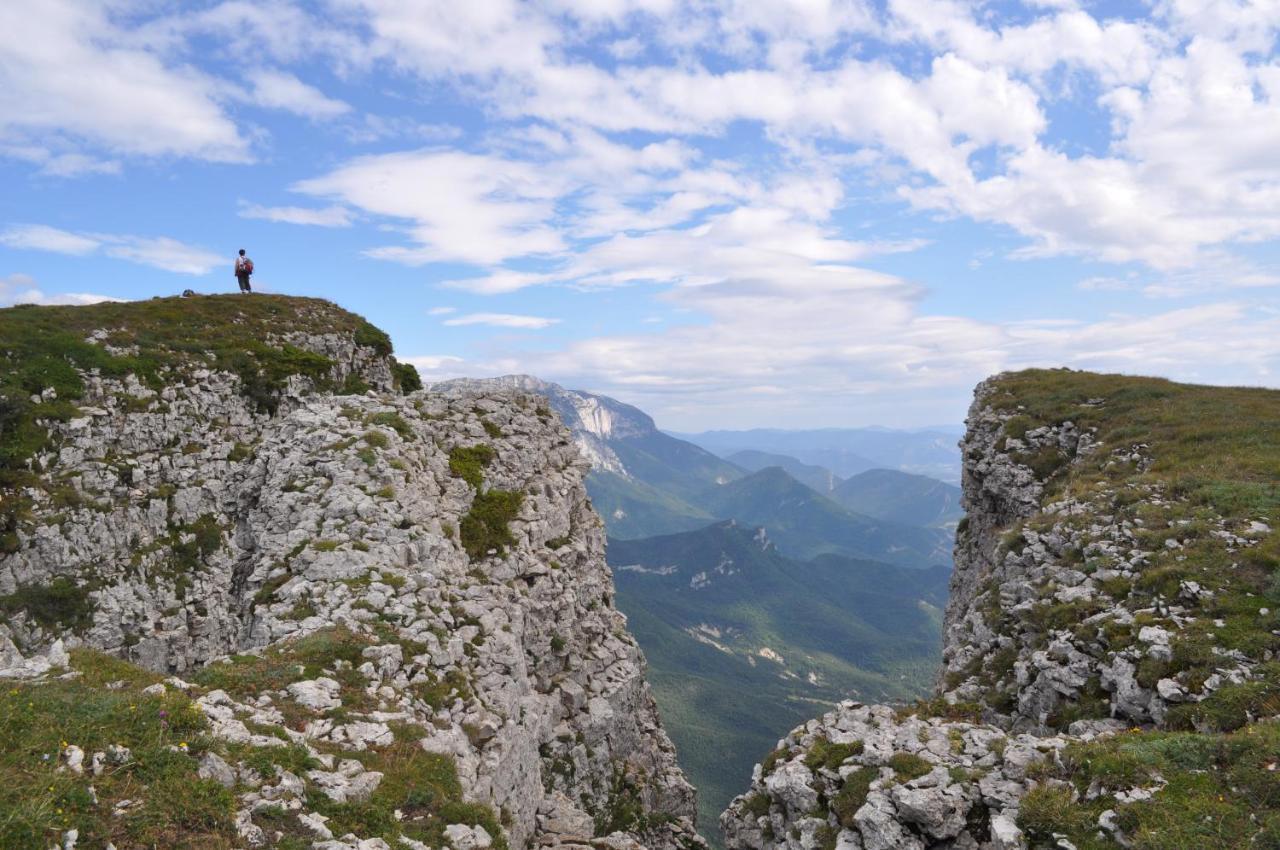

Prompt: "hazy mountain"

[831,468,964,528]
[696,466,952,567]
[725,449,841,493]
[675,426,963,483]
[609,521,949,835]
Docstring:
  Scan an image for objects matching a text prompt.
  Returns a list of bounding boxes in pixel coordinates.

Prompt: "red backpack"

[243,258,254,275]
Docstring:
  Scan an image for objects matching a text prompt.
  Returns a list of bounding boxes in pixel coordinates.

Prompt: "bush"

[832,768,875,828]
[1017,785,1090,842]
[460,490,524,561]
[354,320,393,356]
[449,445,495,489]
[0,576,95,632]
[804,737,864,772]
[887,752,932,781]
[393,361,422,393]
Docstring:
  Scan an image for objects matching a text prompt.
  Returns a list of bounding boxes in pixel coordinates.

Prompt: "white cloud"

[443,313,561,329]
[239,203,354,227]
[1,224,101,255]
[0,0,248,162]
[295,149,567,266]
[427,306,457,315]
[243,69,350,119]
[2,224,222,275]
[99,236,224,275]
[0,145,121,177]
[1077,276,1134,292]
[0,273,121,306]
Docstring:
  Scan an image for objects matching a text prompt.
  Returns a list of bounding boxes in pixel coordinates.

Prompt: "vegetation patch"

[831,767,875,828]
[460,489,524,561]
[803,736,864,772]
[0,575,95,633]
[0,649,228,849]
[392,362,422,393]
[1024,721,1280,849]
[887,752,933,782]
[369,411,413,439]
[448,445,495,489]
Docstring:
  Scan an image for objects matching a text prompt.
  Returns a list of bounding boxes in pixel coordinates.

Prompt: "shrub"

[0,576,95,632]
[887,752,932,781]
[832,768,875,828]
[804,737,864,772]
[1017,785,1090,842]
[370,411,413,439]
[393,361,422,393]
[742,792,772,818]
[354,320,393,356]
[460,490,524,561]
[449,445,495,489]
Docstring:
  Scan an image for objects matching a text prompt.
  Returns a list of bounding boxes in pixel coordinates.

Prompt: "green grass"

[0,649,231,849]
[1021,721,1280,849]
[985,369,1280,516]
[0,630,509,850]
[369,411,414,439]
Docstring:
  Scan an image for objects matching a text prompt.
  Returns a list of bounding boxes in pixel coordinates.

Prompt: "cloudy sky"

[3,0,1279,429]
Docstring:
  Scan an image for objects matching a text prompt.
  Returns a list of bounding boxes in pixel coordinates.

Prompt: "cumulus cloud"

[0,0,248,162]
[1,224,223,274]
[243,69,350,119]
[295,149,567,266]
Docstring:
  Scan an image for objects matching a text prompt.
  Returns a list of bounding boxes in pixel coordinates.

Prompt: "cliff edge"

[722,369,1280,850]
[0,295,702,850]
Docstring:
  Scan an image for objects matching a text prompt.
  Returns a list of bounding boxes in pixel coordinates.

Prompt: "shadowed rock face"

[0,299,702,850]
[721,370,1280,850]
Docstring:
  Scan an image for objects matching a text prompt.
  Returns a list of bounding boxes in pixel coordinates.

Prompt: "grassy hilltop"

[969,370,1280,848]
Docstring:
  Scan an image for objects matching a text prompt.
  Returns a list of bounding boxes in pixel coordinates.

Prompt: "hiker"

[234,249,254,293]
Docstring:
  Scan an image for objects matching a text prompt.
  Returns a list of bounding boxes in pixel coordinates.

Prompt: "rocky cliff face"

[722,369,1280,850]
[0,296,701,850]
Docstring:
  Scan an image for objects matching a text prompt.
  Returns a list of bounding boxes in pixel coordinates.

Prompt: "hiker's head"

[238,249,246,256]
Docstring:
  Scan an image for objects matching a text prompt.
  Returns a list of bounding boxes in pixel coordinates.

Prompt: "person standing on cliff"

[234,249,254,293]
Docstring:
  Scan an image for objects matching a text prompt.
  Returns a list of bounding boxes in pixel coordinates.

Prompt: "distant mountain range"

[609,521,950,833]
[697,466,951,566]
[672,425,963,483]
[433,375,961,553]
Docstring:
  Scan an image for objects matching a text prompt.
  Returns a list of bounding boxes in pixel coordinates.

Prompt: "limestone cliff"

[0,295,702,850]
[722,369,1280,850]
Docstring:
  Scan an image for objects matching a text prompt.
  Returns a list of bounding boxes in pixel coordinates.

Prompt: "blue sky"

[2,0,1279,430]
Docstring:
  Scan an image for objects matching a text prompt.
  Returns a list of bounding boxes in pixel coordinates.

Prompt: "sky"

[2,0,1279,431]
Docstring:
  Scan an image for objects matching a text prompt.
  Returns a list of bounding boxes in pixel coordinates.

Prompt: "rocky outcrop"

[722,370,1280,850]
[430,375,657,478]
[0,297,701,850]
